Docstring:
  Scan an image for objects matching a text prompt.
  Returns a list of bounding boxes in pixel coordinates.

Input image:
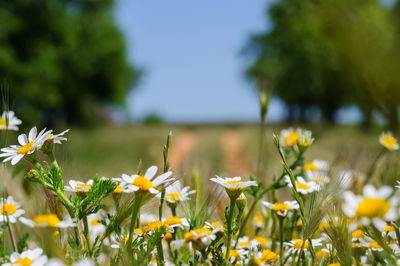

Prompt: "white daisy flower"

[351,229,366,242]
[172,226,219,251]
[285,238,322,254]
[111,177,129,193]
[297,129,314,149]
[64,179,93,193]
[222,248,248,264]
[252,212,264,229]
[144,221,169,235]
[284,175,319,194]
[280,128,301,147]
[379,132,399,151]
[3,248,47,266]
[158,180,196,204]
[305,170,330,186]
[342,184,397,225]
[252,236,269,248]
[359,237,384,251]
[19,214,75,228]
[122,166,174,196]
[205,221,226,233]
[162,216,189,229]
[46,129,70,144]
[0,127,52,165]
[303,160,329,172]
[254,249,279,265]
[0,111,22,131]
[109,228,144,249]
[0,196,25,223]
[262,200,299,217]
[210,176,257,198]
[87,211,107,237]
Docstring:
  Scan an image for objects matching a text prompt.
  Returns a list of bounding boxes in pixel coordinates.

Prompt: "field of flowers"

[0,111,400,266]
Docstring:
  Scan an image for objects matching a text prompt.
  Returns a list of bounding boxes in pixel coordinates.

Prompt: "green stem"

[365,148,385,183]
[127,198,142,248]
[156,235,165,266]
[7,218,16,252]
[279,218,284,266]
[46,152,59,169]
[83,214,92,256]
[159,189,165,220]
[225,197,237,260]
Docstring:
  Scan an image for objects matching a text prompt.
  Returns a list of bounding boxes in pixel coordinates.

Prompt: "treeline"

[246,0,400,131]
[0,0,140,126]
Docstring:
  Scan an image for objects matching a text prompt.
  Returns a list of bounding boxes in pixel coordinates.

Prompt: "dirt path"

[222,129,251,177]
[168,131,197,171]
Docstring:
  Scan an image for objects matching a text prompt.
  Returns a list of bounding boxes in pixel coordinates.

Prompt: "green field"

[51,124,399,188]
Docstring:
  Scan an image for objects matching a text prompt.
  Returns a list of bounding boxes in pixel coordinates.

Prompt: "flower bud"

[25,169,39,181]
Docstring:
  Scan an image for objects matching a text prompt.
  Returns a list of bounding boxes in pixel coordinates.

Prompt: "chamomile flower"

[284,175,319,194]
[3,248,47,266]
[280,128,301,147]
[351,229,366,242]
[253,249,279,265]
[210,176,257,198]
[305,170,330,185]
[122,166,174,196]
[297,130,314,150]
[158,180,196,205]
[359,237,384,252]
[87,211,106,237]
[342,184,397,225]
[205,221,226,233]
[262,200,299,217]
[19,214,75,228]
[252,236,269,248]
[64,180,93,193]
[285,239,322,254]
[235,236,253,249]
[46,129,69,144]
[0,196,25,223]
[303,159,329,172]
[172,226,219,251]
[222,248,248,264]
[379,132,399,151]
[252,212,264,229]
[0,111,22,131]
[144,221,168,235]
[163,216,189,229]
[111,177,129,193]
[0,127,52,165]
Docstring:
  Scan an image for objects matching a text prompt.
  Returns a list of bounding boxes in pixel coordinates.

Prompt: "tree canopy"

[246,0,400,130]
[0,0,140,126]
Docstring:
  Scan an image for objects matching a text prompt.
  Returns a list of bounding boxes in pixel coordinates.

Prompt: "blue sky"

[114,0,288,123]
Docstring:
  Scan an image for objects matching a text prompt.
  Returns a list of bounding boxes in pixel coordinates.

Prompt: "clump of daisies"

[1,114,400,266]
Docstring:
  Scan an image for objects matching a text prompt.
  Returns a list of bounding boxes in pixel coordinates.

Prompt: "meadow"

[1,119,400,265]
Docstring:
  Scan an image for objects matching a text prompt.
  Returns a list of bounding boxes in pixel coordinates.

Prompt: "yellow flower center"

[167,192,182,201]
[316,250,329,259]
[296,181,310,190]
[238,241,251,247]
[211,221,225,231]
[1,203,17,215]
[144,221,166,233]
[90,219,100,226]
[253,216,263,224]
[164,232,172,241]
[224,249,240,258]
[351,229,365,238]
[296,220,303,226]
[303,162,318,171]
[17,142,34,155]
[293,240,308,249]
[311,177,327,184]
[260,249,278,262]
[328,264,340,266]
[33,214,60,227]
[164,216,182,226]
[75,183,92,192]
[113,185,123,193]
[369,241,382,249]
[384,225,395,232]
[355,198,390,219]
[0,118,6,127]
[225,180,244,191]
[272,203,290,213]
[12,258,34,266]
[382,136,397,149]
[284,132,299,146]
[253,236,268,245]
[132,176,154,191]
[185,227,211,242]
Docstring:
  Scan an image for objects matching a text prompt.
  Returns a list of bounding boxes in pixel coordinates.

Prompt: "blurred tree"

[246,0,400,130]
[0,0,140,126]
